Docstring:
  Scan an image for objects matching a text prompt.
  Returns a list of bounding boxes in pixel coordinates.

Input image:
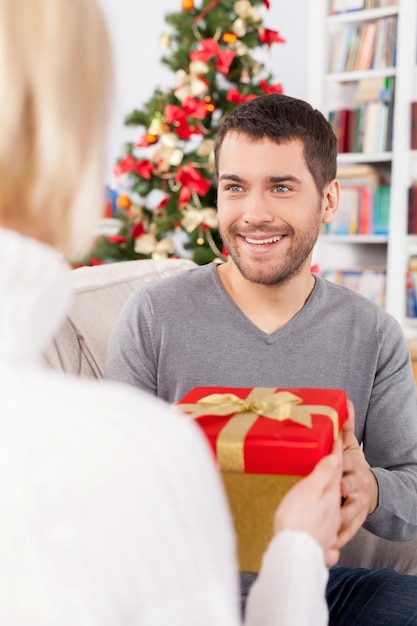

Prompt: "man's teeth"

[245,235,283,245]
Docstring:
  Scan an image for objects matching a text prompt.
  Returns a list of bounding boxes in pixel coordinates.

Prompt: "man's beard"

[218,211,322,287]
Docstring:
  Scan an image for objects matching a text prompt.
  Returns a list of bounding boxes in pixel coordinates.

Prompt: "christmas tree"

[81,0,285,267]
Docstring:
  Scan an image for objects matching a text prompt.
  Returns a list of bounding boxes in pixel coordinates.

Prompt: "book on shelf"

[410,102,417,150]
[330,25,357,73]
[355,21,377,71]
[345,26,363,71]
[330,0,365,15]
[328,109,355,152]
[329,103,392,153]
[407,183,417,234]
[406,256,417,318]
[322,184,389,235]
[322,164,390,235]
[383,15,397,68]
[328,76,394,153]
[337,163,382,185]
[373,185,390,234]
[329,16,397,72]
[322,267,386,307]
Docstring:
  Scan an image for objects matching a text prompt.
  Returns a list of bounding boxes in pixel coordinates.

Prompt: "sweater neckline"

[209,263,321,341]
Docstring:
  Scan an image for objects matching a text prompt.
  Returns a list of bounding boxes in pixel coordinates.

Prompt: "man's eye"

[274,184,290,193]
[226,184,243,192]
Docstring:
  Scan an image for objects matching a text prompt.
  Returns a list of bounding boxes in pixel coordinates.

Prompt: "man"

[105,93,417,625]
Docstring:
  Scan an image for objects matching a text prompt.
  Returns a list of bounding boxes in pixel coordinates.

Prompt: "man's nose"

[242,192,274,224]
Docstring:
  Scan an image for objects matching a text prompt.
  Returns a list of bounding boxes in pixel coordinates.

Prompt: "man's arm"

[338,401,379,547]
[357,317,417,541]
[105,289,158,395]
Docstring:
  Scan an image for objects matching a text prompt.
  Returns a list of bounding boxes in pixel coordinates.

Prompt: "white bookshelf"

[307,0,417,335]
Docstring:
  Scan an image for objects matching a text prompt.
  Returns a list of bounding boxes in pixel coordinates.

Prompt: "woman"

[0,0,342,623]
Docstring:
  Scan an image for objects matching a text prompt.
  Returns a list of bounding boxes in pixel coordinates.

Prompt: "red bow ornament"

[189,38,235,75]
[175,163,211,206]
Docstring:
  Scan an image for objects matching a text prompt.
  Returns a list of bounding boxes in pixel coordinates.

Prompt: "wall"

[98,0,308,172]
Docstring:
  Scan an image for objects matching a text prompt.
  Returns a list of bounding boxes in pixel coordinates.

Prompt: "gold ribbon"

[232,0,261,38]
[134,233,175,259]
[174,61,209,102]
[181,206,218,232]
[175,387,339,472]
[152,133,184,171]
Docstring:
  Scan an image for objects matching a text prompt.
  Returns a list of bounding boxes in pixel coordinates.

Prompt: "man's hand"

[337,399,379,548]
[273,439,343,567]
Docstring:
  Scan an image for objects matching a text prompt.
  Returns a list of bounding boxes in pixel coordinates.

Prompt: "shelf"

[320,234,388,243]
[308,0,417,329]
[326,67,396,82]
[337,151,393,163]
[327,6,399,25]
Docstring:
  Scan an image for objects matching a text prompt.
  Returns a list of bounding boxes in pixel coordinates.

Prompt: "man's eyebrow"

[218,173,303,185]
[218,173,244,182]
[267,175,302,185]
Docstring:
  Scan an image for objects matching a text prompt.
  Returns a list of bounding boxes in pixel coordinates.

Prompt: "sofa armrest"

[338,527,417,575]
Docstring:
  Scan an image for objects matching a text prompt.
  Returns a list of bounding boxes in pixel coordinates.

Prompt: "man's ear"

[321,179,340,224]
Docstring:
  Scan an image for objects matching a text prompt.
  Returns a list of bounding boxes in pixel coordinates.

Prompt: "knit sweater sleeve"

[2,372,331,625]
[361,313,417,540]
[1,375,241,626]
[245,530,329,626]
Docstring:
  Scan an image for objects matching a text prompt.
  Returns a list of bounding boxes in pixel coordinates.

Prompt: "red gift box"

[174,386,348,572]
[176,386,348,474]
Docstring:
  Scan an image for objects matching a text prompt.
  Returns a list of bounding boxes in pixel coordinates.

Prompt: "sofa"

[44,258,417,575]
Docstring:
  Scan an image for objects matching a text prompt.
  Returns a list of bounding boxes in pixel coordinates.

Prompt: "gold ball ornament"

[116,195,131,210]
[204,97,215,113]
[146,133,159,145]
[196,236,205,245]
[222,32,238,44]
[182,0,194,10]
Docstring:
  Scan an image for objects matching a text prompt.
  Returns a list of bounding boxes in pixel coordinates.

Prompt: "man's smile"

[243,235,284,245]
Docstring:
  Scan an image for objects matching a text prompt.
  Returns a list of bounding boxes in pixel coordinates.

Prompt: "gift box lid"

[175,386,348,475]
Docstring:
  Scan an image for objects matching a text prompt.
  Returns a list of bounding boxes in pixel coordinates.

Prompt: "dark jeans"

[240,566,417,625]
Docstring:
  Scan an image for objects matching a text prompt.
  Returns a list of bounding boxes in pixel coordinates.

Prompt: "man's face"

[216,132,327,286]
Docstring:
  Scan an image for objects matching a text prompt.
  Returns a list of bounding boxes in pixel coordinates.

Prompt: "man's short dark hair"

[214,93,337,193]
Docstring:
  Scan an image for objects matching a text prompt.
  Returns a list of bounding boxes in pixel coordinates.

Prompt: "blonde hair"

[0,0,113,259]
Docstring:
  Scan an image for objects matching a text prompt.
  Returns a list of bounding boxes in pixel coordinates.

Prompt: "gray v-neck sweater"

[105,263,417,542]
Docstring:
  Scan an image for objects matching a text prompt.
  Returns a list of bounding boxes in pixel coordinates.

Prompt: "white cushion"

[43,258,196,378]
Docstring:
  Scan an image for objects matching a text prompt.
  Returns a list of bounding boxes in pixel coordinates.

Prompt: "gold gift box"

[175,386,347,573]
[223,472,301,572]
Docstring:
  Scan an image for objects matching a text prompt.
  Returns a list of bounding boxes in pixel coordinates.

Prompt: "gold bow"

[152,133,184,171]
[147,117,165,137]
[134,233,175,259]
[181,206,218,232]
[175,388,339,472]
[196,138,215,173]
[232,0,261,38]
[174,61,209,102]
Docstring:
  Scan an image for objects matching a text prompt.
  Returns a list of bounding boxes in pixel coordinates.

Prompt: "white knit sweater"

[0,228,328,625]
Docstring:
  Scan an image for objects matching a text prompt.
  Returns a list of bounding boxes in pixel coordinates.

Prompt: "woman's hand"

[273,439,343,566]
